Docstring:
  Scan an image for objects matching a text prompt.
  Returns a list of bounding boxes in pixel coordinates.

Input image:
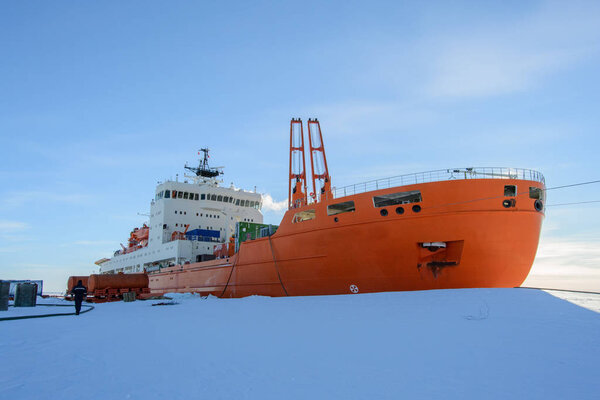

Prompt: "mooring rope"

[268,235,289,296]
[518,287,600,295]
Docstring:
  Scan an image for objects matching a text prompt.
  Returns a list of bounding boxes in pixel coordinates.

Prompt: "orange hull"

[149,178,544,297]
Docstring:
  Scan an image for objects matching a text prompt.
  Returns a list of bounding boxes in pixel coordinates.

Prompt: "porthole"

[412,205,421,213]
[534,199,543,212]
[503,199,515,208]
[395,206,404,215]
[380,209,388,216]
[334,217,339,222]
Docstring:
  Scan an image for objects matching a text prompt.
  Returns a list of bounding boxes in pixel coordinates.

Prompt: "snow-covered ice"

[1,288,599,399]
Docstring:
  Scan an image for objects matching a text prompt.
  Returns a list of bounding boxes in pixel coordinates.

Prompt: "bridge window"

[327,201,355,216]
[504,185,517,197]
[183,192,189,199]
[373,191,422,207]
[293,209,316,223]
[224,196,229,202]
[244,200,250,207]
[194,193,199,200]
[211,194,217,201]
[172,190,178,198]
[177,191,183,199]
[201,194,205,200]
[217,195,223,202]
[164,190,170,198]
[236,199,240,206]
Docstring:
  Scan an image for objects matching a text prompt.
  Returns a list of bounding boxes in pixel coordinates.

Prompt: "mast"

[184,148,223,182]
[307,118,331,202]
[288,118,308,208]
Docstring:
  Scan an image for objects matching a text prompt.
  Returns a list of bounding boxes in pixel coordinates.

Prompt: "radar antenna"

[185,148,223,178]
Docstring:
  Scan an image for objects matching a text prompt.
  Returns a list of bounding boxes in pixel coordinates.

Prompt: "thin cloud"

[72,240,115,246]
[531,236,600,275]
[0,220,29,232]
[293,101,437,138]
[2,191,90,207]
[427,2,600,98]
[0,245,28,253]
[57,240,116,247]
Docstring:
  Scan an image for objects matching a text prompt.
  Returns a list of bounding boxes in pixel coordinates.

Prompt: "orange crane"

[307,118,331,202]
[288,118,308,208]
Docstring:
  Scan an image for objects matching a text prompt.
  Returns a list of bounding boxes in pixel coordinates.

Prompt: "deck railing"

[330,167,545,199]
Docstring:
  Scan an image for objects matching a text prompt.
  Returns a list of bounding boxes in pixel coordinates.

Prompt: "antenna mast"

[185,148,223,179]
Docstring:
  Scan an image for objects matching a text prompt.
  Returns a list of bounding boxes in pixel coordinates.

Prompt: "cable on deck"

[0,303,95,322]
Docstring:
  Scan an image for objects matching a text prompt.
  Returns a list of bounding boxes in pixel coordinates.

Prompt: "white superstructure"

[97,150,263,274]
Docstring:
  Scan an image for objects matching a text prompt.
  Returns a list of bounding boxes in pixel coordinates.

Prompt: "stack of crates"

[123,292,136,302]
[0,280,9,311]
[235,222,279,252]
[14,283,38,307]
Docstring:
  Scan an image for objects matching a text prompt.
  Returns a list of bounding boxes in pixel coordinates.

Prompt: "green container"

[235,222,279,252]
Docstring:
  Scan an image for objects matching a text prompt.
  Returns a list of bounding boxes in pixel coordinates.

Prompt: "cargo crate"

[235,222,279,251]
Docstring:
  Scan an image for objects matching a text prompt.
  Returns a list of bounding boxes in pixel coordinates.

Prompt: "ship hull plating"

[149,179,544,297]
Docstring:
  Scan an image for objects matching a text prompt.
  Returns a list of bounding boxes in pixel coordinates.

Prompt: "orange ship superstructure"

[144,119,545,297]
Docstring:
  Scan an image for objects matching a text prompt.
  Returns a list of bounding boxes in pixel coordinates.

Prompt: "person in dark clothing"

[70,280,87,315]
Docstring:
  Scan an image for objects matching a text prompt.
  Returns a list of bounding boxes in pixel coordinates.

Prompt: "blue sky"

[1,0,599,292]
